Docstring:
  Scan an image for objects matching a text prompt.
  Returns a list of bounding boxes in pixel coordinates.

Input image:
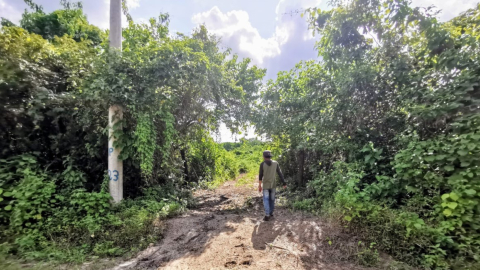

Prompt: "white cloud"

[191,0,321,77]
[192,7,281,65]
[126,0,140,9]
[410,0,478,21]
[0,0,23,24]
[274,0,321,41]
[263,0,321,78]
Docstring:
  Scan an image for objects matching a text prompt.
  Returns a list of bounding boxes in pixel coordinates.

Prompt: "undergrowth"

[0,155,190,265]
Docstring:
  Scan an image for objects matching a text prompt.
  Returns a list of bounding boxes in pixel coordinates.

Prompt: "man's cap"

[263,150,273,158]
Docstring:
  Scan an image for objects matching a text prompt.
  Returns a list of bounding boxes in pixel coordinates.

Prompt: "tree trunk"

[297,149,305,186]
[180,148,189,182]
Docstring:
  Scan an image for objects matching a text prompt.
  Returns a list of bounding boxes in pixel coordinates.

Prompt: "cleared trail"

[111,178,383,270]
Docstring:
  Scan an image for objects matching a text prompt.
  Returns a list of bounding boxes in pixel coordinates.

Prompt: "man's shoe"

[270,213,274,218]
[263,215,270,221]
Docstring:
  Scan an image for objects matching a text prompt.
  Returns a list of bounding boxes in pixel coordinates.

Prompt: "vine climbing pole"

[108,0,123,203]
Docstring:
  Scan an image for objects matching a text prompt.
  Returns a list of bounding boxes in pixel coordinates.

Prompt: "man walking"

[259,150,286,221]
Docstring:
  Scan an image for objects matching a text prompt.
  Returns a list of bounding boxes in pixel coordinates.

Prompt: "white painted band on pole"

[108,104,123,203]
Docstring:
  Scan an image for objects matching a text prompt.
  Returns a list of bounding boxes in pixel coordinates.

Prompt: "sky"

[1,0,478,141]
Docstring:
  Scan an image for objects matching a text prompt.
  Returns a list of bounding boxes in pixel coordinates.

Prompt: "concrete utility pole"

[108,0,123,203]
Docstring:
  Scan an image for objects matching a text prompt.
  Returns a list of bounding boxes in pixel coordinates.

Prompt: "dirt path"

[111,179,381,270]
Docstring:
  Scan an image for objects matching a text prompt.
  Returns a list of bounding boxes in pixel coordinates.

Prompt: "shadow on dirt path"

[110,179,385,270]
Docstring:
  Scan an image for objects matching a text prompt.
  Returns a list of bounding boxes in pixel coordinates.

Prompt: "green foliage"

[0,1,262,264]
[259,0,480,268]
[0,25,102,187]
[19,1,105,45]
[134,113,157,178]
[188,138,266,189]
[0,155,56,230]
[188,131,240,188]
[220,139,266,186]
[214,147,239,184]
[357,242,379,267]
[0,155,186,263]
[69,190,112,229]
[292,198,317,212]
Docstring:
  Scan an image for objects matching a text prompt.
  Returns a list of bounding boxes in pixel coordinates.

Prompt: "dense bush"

[0,0,262,263]
[187,130,240,188]
[256,0,480,268]
[0,154,187,262]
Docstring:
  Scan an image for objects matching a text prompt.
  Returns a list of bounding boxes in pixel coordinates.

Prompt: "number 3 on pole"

[108,170,119,181]
[112,170,119,181]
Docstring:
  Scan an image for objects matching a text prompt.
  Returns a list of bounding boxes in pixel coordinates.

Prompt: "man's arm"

[276,163,286,186]
[259,162,264,181]
[258,162,264,192]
